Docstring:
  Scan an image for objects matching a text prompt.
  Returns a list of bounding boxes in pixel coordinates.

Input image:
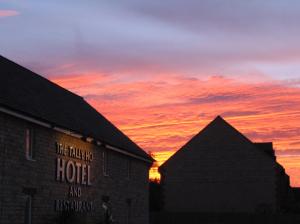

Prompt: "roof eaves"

[0,104,153,163]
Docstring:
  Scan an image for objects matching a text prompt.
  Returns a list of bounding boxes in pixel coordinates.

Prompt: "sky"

[1,0,300,186]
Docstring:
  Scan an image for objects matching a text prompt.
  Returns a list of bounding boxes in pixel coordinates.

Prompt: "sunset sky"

[1,0,300,186]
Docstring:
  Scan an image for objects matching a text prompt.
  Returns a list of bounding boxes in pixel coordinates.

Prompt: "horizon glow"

[50,74,300,186]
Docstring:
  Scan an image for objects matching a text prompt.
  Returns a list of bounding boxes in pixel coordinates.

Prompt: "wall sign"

[54,142,94,212]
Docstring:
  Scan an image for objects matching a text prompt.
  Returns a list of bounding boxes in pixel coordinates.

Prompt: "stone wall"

[0,112,150,224]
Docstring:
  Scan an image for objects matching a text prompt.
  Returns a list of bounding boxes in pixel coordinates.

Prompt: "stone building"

[0,55,153,224]
[159,116,290,213]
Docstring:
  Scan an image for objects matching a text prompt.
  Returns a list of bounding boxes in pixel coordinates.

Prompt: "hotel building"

[0,56,153,224]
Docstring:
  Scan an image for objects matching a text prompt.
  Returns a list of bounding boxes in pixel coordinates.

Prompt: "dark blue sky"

[1,0,300,81]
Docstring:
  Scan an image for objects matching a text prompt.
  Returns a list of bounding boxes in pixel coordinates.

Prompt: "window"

[102,150,108,176]
[23,187,36,224]
[126,198,132,224]
[24,195,32,224]
[25,128,35,160]
[126,159,131,179]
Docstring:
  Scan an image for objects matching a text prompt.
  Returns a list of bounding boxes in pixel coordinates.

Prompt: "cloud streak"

[0,10,19,18]
[51,74,300,186]
[1,0,300,80]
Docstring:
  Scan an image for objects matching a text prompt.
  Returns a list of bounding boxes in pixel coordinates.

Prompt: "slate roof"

[0,55,152,161]
[160,116,277,170]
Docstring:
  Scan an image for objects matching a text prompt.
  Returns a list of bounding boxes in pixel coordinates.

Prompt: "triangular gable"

[160,116,275,171]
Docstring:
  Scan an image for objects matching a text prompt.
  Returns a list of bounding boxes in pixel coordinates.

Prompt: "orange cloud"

[0,10,19,18]
[51,74,300,186]
[277,155,300,187]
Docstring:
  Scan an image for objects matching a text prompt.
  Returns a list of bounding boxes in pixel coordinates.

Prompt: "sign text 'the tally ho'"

[56,142,93,186]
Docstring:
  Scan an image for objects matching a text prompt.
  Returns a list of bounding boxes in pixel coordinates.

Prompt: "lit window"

[24,195,32,224]
[25,128,35,160]
[103,150,108,176]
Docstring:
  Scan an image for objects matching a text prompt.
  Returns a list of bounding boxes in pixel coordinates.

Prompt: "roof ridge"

[0,55,83,100]
[160,116,275,170]
[0,55,152,161]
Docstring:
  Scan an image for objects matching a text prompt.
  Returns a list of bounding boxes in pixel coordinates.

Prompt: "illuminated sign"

[54,142,94,212]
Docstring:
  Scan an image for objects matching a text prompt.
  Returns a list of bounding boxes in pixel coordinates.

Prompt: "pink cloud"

[51,74,300,186]
[0,10,19,18]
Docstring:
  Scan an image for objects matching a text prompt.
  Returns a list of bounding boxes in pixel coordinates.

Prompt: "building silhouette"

[0,55,153,224]
[159,116,290,213]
